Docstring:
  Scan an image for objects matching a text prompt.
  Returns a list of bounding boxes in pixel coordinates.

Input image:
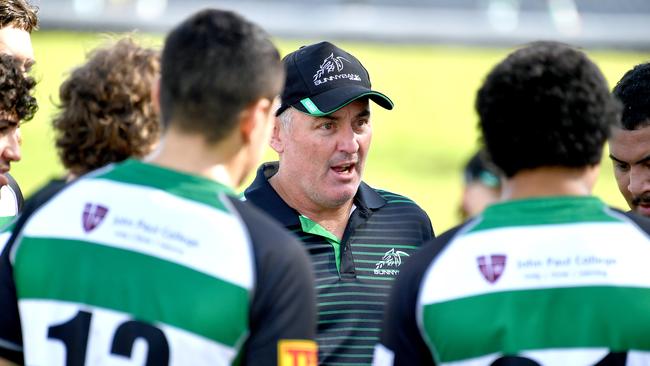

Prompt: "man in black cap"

[244,41,434,365]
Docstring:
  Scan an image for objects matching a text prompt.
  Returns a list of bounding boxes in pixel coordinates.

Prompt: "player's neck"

[145,129,239,188]
[501,165,599,200]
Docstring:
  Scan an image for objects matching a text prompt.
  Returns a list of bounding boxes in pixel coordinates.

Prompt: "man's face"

[609,125,650,216]
[274,99,372,209]
[460,181,500,219]
[0,26,34,72]
[0,115,22,186]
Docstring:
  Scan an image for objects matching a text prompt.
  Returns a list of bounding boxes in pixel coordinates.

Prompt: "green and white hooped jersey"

[375,196,650,366]
[0,159,317,366]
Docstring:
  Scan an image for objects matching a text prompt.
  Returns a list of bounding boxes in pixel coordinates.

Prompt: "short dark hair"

[476,41,620,178]
[0,0,38,32]
[52,38,160,176]
[0,53,37,125]
[612,62,650,130]
[160,9,284,144]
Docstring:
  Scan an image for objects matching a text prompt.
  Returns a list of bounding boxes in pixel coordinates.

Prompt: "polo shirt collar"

[244,161,386,227]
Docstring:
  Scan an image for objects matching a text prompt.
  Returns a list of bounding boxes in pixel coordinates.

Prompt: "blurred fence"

[33,0,650,49]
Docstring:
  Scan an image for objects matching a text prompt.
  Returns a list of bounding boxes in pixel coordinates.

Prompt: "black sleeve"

[615,208,650,235]
[422,209,435,240]
[228,198,317,366]
[0,228,23,365]
[5,173,24,213]
[0,179,68,364]
[378,225,464,366]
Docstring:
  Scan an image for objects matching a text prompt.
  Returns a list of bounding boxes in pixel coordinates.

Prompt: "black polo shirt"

[245,162,434,366]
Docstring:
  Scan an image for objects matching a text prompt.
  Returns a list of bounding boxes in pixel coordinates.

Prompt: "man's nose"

[2,130,22,163]
[628,166,650,197]
[337,124,360,154]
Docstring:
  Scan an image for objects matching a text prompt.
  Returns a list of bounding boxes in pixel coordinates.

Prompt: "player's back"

[378,196,650,365]
[0,159,317,365]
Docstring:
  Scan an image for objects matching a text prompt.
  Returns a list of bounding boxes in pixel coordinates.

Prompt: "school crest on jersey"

[82,203,108,233]
[477,254,506,284]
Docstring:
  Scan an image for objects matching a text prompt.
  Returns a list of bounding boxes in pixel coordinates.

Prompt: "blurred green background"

[15,31,650,233]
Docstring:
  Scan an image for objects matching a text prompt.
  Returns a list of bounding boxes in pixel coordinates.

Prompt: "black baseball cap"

[276,41,394,116]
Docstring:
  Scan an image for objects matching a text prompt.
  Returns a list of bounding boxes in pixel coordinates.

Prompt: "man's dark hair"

[160,9,284,144]
[0,53,37,126]
[0,0,38,33]
[476,41,620,178]
[612,62,650,130]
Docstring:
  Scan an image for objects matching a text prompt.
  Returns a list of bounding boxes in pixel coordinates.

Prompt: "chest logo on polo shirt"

[374,248,409,276]
[477,254,507,284]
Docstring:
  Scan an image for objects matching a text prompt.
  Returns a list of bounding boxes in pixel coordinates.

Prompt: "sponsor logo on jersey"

[82,203,108,233]
[312,53,361,86]
[278,339,317,366]
[477,254,506,284]
[375,248,409,275]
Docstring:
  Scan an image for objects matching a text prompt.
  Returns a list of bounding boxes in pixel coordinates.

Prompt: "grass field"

[15,31,650,233]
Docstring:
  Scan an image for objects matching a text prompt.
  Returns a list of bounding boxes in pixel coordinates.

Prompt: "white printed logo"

[374,248,409,276]
[312,53,361,86]
[313,53,349,81]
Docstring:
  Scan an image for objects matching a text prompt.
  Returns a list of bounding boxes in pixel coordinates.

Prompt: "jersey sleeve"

[0,227,23,364]
[375,224,465,366]
[375,241,437,366]
[0,179,68,364]
[228,198,317,366]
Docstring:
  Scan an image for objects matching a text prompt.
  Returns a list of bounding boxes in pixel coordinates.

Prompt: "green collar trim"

[299,215,341,274]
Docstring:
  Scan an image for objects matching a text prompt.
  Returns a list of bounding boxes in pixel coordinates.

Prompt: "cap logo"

[312,53,361,86]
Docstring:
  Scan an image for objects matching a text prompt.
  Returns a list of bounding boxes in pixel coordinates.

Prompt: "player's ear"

[151,76,161,116]
[239,97,274,144]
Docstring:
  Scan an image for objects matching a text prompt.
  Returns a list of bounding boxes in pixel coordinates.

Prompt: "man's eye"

[320,122,334,130]
[615,163,629,172]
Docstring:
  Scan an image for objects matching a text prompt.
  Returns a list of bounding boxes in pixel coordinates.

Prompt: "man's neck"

[269,172,353,240]
[145,130,238,188]
[501,166,599,201]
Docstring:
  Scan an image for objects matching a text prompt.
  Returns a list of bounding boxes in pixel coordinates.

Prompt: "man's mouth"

[331,162,355,174]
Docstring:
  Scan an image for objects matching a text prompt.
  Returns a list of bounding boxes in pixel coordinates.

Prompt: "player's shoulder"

[409,221,469,272]
[225,196,307,256]
[607,206,650,236]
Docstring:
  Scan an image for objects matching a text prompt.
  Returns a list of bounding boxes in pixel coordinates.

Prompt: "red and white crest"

[477,255,506,284]
[82,203,108,233]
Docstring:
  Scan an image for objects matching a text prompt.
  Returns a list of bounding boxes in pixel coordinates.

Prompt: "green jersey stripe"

[352,244,419,249]
[95,160,234,212]
[469,196,620,233]
[319,310,383,316]
[357,276,395,281]
[14,237,249,347]
[422,286,650,362]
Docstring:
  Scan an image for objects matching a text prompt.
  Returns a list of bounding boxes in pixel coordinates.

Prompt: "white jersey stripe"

[21,178,254,290]
[420,222,650,305]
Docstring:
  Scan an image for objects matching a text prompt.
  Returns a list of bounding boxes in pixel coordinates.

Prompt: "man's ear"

[269,117,284,154]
